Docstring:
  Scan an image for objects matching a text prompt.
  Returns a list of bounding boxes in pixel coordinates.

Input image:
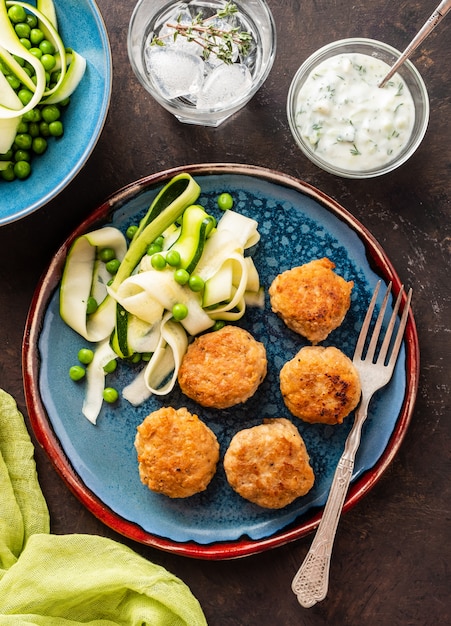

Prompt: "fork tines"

[354,281,413,367]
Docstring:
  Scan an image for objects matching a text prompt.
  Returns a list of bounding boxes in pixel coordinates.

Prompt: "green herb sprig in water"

[152,2,253,64]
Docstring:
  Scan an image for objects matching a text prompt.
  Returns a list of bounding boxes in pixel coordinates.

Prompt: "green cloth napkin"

[0,390,208,626]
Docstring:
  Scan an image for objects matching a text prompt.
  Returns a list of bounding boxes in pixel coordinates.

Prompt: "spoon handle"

[379,0,451,87]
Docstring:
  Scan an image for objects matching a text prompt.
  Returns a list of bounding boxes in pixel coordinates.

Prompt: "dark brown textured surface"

[0,0,449,624]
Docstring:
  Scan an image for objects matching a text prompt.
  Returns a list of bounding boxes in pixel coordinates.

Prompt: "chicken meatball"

[269,257,354,344]
[134,407,219,498]
[178,325,267,409]
[224,418,315,509]
[280,346,361,425]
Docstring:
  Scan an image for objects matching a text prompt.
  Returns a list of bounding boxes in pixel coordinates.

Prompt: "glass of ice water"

[128,0,276,127]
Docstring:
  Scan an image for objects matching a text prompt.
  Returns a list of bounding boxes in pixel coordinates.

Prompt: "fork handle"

[291,455,354,606]
[292,400,369,607]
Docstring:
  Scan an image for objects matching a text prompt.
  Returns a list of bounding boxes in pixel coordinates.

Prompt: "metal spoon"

[379,0,451,87]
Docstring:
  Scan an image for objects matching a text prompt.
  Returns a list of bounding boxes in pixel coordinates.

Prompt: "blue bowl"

[0,0,112,225]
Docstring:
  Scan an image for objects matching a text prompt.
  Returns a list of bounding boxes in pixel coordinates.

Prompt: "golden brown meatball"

[269,257,354,344]
[134,407,219,498]
[280,345,361,425]
[223,418,315,509]
[178,325,267,409]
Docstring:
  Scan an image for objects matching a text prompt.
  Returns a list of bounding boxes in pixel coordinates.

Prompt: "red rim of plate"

[22,163,420,560]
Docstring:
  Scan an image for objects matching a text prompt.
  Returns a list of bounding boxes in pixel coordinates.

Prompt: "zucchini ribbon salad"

[60,173,264,424]
[0,0,86,180]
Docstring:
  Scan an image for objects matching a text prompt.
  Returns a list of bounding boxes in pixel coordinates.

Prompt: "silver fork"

[292,280,413,608]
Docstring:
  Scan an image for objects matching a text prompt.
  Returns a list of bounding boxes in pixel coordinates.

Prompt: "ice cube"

[145,46,204,99]
[196,63,253,109]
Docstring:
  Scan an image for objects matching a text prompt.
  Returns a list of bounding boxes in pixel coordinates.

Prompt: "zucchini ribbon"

[58,173,262,423]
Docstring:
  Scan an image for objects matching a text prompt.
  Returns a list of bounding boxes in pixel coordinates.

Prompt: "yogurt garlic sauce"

[294,52,415,172]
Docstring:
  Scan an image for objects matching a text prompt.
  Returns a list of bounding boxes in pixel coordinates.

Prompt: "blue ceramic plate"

[24,164,419,559]
[0,0,111,226]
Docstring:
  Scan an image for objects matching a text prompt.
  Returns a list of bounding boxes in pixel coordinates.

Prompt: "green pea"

[154,236,165,247]
[166,249,181,267]
[98,247,115,262]
[29,122,40,138]
[8,5,27,23]
[14,149,30,162]
[103,359,117,374]
[106,259,120,274]
[188,275,205,292]
[1,164,15,182]
[49,70,61,85]
[29,47,43,59]
[18,88,33,105]
[23,108,41,122]
[30,28,45,45]
[6,74,21,89]
[129,353,141,364]
[147,243,162,256]
[151,253,166,270]
[213,320,226,331]
[13,161,31,179]
[0,149,13,161]
[19,37,31,50]
[39,121,50,137]
[78,348,94,365]
[39,39,55,55]
[15,133,32,150]
[126,224,138,240]
[102,387,119,403]
[174,268,190,285]
[41,104,60,123]
[69,365,86,381]
[172,303,188,321]
[86,296,98,315]
[41,54,56,71]
[15,22,30,38]
[32,136,47,154]
[217,192,234,211]
[13,54,25,67]
[49,121,63,137]
[25,13,38,28]
[141,352,152,361]
[16,121,29,134]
